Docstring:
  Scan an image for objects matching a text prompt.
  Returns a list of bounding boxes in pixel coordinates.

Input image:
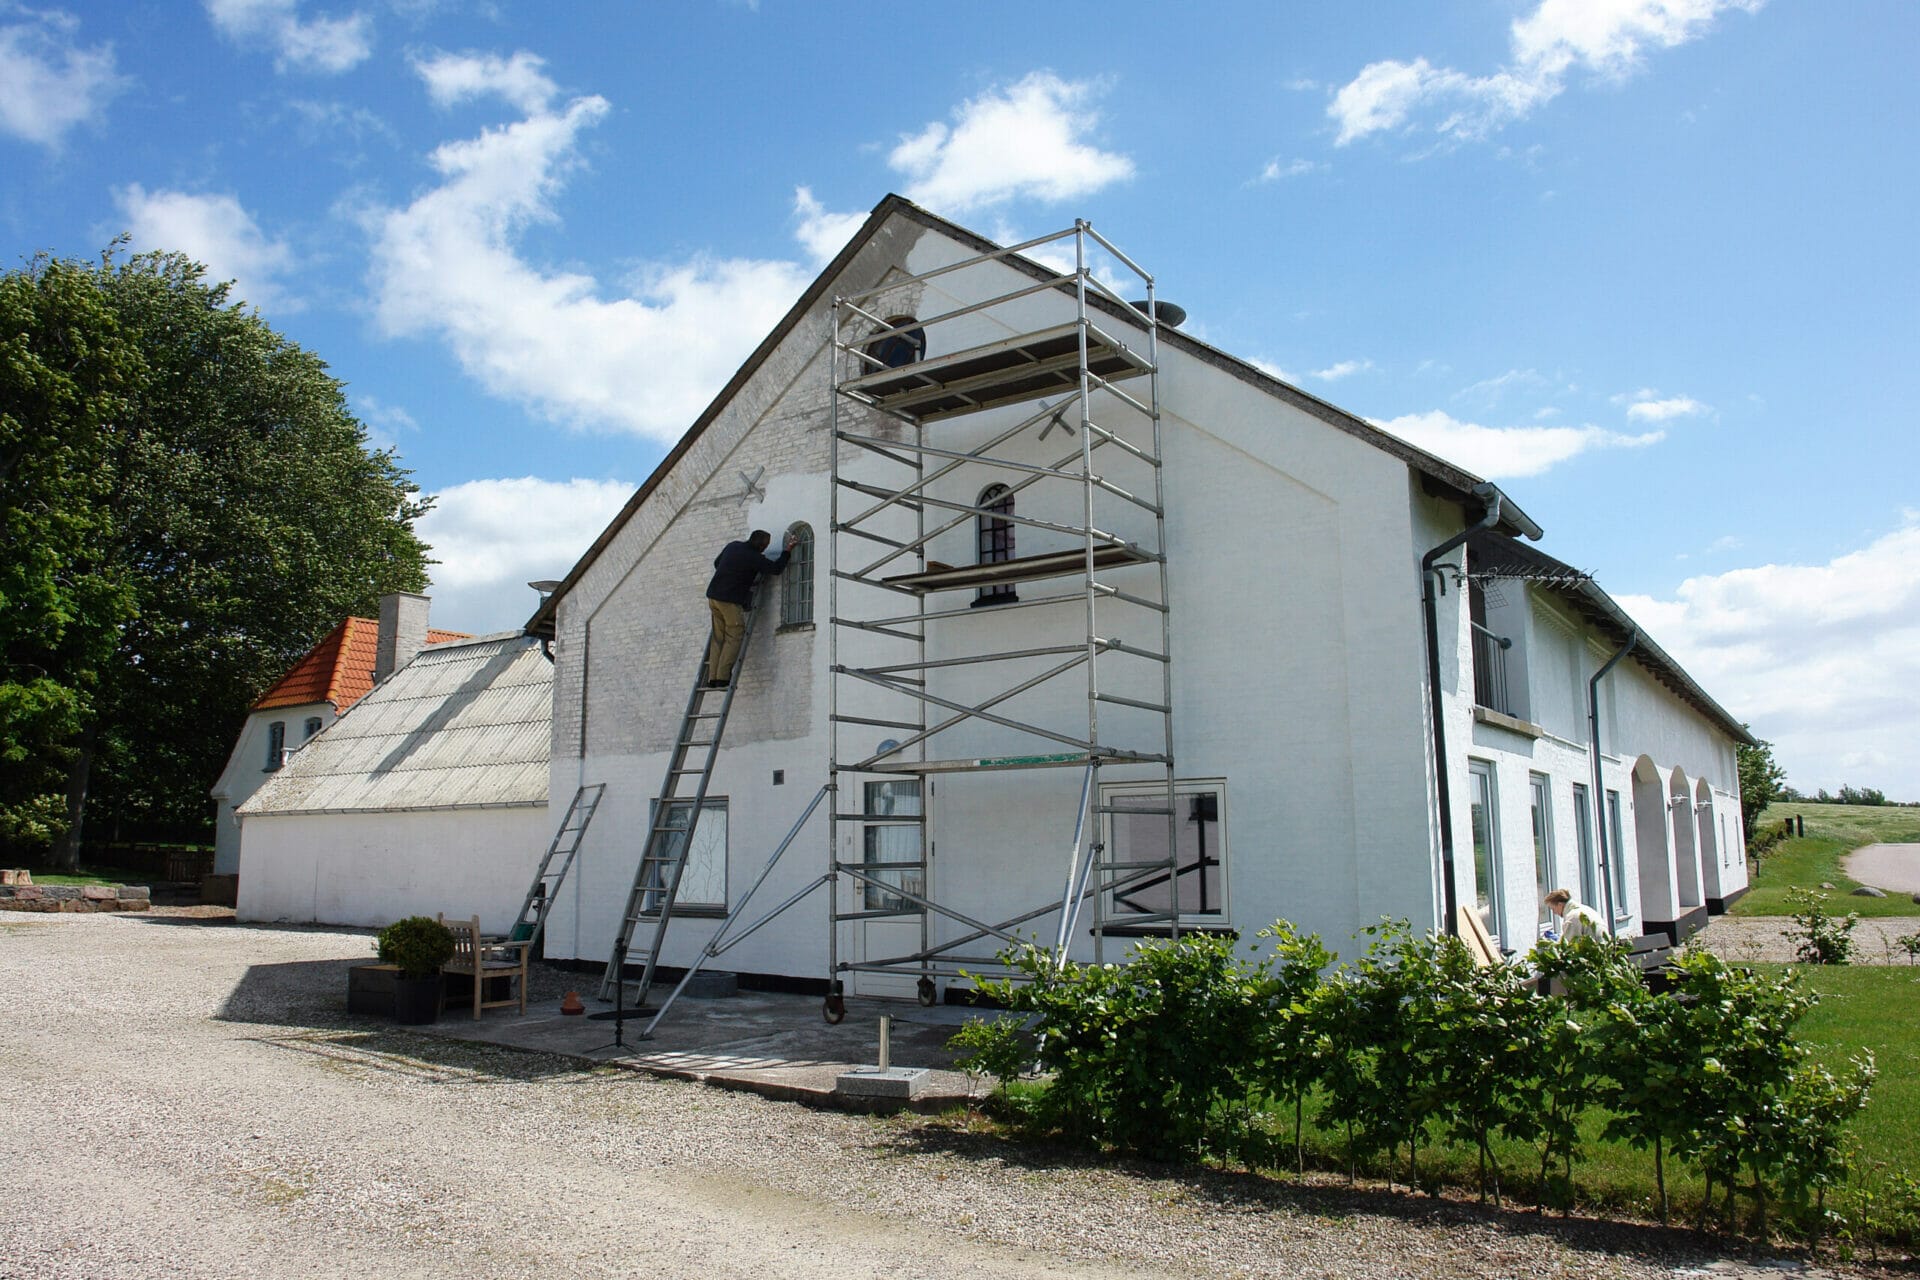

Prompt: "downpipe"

[1587,630,1638,934]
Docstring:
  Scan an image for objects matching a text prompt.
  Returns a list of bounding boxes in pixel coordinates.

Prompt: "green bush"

[981,933,1260,1160]
[375,915,455,978]
[947,1015,1031,1100]
[1788,888,1859,964]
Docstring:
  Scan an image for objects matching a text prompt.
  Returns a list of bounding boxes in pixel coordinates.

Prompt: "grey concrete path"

[1844,842,1920,896]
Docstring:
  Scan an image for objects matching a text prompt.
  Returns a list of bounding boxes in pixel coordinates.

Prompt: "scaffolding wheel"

[916,977,937,1007]
[822,992,846,1024]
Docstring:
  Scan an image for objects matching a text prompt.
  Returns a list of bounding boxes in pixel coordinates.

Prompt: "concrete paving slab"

[405,987,992,1112]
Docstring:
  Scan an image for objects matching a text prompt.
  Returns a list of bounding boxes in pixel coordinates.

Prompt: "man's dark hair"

[748,529,771,549]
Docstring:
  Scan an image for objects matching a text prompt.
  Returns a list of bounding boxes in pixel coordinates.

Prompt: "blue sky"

[6,0,1916,796]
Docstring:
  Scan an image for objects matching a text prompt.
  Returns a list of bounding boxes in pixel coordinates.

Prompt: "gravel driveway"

[0,911,1869,1280]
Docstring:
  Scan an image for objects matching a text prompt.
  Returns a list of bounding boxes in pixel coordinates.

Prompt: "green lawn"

[1734,803,1920,919]
[13,865,147,887]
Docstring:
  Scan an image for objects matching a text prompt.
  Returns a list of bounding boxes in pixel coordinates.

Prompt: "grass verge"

[1738,802,1920,918]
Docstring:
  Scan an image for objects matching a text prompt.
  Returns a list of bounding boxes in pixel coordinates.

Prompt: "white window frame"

[1468,760,1506,947]
[1605,788,1630,920]
[1099,778,1228,926]
[1571,782,1598,909]
[1530,771,1556,933]
[861,779,923,912]
[780,523,814,628]
[643,797,727,915]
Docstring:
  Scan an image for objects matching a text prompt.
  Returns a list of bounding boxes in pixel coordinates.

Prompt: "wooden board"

[1457,904,1499,967]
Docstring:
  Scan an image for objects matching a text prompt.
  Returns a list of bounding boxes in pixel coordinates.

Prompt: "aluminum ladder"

[506,782,606,947]
[598,589,765,1003]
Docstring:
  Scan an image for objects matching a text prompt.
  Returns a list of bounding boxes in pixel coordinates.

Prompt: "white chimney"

[374,592,431,683]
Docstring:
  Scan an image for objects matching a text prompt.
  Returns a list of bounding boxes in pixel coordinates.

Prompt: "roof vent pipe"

[1127,299,1187,328]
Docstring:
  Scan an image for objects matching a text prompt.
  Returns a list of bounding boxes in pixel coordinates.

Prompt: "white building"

[234,618,551,932]
[524,196,1749,999]
[208,597,467,877]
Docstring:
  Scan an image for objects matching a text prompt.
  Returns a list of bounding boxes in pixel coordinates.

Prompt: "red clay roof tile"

[252,617,469,713]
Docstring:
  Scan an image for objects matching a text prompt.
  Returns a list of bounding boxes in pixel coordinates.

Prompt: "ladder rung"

[833,814,924,823]
[837,908,924,921]
[1103,858,1176,869]
[856,860,926,870]
[1094,693,1170,713]
[1094,804,1173,814]
[1104,912,1180,924]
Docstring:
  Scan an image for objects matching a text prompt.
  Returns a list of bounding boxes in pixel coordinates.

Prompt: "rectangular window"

[1530,772,1555,932]
[862,780,923,912]
[641,798,726,914]
[1468,761,1504,946]
[1103,780,1227,923]
[1572,782,1598,908]
[1606,789,1629,919]
[265,721,286,771]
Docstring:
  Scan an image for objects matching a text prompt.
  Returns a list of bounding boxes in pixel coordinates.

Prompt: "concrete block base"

[835,1066,930,1100]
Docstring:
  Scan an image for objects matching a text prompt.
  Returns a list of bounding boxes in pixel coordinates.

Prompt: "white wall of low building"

[1451,583,1749,950]
[210,703,334,876]
[234,805,550,932]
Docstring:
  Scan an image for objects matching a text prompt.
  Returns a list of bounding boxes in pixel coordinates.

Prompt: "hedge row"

[955,925,1873,1233]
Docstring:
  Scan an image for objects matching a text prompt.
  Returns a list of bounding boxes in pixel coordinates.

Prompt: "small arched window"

[265,721,286,771]
[862,316,925,371]
[303,716,323,740]
[974,484,1016,605]
[781,522,815,627]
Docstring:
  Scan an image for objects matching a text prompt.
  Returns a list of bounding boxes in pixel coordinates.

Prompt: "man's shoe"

[705,678,729,689]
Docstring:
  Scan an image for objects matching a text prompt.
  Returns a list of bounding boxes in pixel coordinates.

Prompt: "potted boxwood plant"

[376,915,455,1025]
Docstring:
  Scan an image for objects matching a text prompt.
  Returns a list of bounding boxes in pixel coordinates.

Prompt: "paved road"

[0,912,1850,1280]
[1844,842,1920,896]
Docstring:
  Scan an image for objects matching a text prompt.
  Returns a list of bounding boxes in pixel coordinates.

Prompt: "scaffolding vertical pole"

[914,364,931,995]
[1074,223,1106,965]
[826,300,844,1016]
[1148,273,1181,939]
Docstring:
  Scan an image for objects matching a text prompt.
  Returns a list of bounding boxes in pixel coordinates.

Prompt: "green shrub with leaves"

[984,933,1261,1160]
[1244,921,1333,1173]
[1429,939,1542,1204]
[375,915,454,978]
[946,1014,1031,1101]
[1894,932,1920,965]
[1787,888,1859,964]
[1531,936,1643,1209]
[1316,922,1450,1187]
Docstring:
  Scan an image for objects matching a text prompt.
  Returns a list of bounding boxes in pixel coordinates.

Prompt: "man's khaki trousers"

[706,599,746,683]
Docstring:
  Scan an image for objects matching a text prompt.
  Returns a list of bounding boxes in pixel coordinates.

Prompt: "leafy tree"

[1428,938,1540,1205]
[0,249,431,865]
[1245,920,1333,1173]
[1736,730,1786,842]
[1531,936,1643,1210]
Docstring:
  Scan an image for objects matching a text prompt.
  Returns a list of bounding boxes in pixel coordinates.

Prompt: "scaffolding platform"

[880,544,1153,593]
[840,321,1151,423]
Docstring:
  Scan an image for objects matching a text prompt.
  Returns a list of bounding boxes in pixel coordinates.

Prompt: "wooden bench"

[437,914,530,1019]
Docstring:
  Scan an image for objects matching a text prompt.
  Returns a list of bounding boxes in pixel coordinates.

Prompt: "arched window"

[974,484,1016,605]
[265,721,286,771]
[303,716,323,740]
[780,522,814,627]
[862,316,925,371]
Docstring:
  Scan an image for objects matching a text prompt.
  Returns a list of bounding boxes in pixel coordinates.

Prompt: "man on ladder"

[705,529,798,687]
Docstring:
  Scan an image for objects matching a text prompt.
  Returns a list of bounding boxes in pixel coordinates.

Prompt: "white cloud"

[113,185,299,312]
[416,476,633,634]
[1257,157,1324,182]
[414,49,554,113]
[1312,358,1374,381]
[365,67,812,443]
[887,72,1133,214]
[0,7,123,147]
[204,0,372,74]
[1372,409,1662,478]
[1614,515,1920,797]
[1330,0,1762,146]
[1455,367,1553,406]
[1613,387,1711,421]
[792,187,868,264]
[352,394,417,453]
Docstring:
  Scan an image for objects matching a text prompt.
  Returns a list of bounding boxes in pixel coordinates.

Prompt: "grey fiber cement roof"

[237,632,553,817]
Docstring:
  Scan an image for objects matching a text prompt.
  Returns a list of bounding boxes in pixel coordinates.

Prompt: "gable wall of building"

[544,218,1453,980]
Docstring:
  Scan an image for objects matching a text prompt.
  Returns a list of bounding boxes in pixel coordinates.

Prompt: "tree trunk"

[1655,1137,1668,1224]
[52,726,96,872]
[1293,1093,1304,1175]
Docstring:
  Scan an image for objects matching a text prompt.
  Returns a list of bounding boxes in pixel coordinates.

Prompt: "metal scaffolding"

[822,221,1181,1020]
